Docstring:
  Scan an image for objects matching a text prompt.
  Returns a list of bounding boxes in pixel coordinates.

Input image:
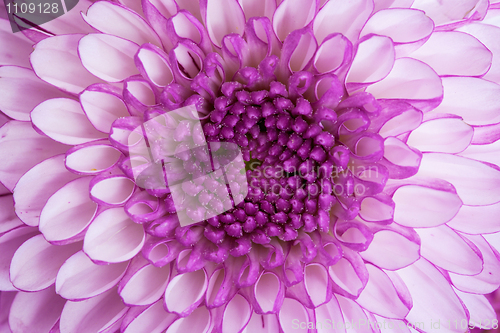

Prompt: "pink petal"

[14,155,78,227]
[346,35,395,89]
[0,66,68,121]
[458,22,500,83]
[454,289,496,329]
[202,0,245,48]
[0,20,33,67]
[360,230,419,270]
[90,176,135,206]
[164,269,208,316]
[361,8,434,44]
[239,0,276,20]
[377,103,422,138]
[0,121,68,191]
[124,78,157,109]
[407,117,473,153]
[80,86,130,133]
[313,0,373,43]
[84,208,145,263]
[0,195,23,234]
[304,263,331,307]
[59,287,127,333]
[31,98,107,145]
[121,299,177,333]
[9,287,65,333]
[78,34,140,82]
[278,298,311,333]
[383,137,421,170]
[30,34,104,94]
[119,262,170,306]
[416,225,482,275]
[272,0,317,41]
[165,306,212,333]
[0,227,38,291]
[254,271,283,313]
[136,44,174,87]
[397,259,467,333]
[313,33,352,74]
[409,31,492,76]
[448,202,500,234]
[336,295,371,329]
[31,0,94,35]
[39,177,96,243]
[392,184,462,227]
[314,297,345,333]
[437,77,500,128]
[66,142,122,175]
[359,196,394,222]
[222,294,252,333]
[280,28,317,74]
[10,235,81,291]
[416,153,500,205]
[411,0,482,25]
[460,138,500,168]
[82,1,161,46]
[328,248,368,297]
[56,251,128,300]
[365,58,442,106]
[242,313,280,333]
[374,0,415,12]
[356,264,410,319]
[450,234,500,294]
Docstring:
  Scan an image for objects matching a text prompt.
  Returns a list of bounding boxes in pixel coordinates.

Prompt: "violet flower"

[1,0,500,332]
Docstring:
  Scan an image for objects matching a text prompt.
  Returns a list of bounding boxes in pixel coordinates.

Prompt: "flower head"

[1,0,500,332]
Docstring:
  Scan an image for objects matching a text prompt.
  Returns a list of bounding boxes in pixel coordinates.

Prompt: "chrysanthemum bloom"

[2,0,500,332]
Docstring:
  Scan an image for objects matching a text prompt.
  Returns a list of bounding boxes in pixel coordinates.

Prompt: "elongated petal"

[31,98,107,145]
[0,20,33,67]
[273,0,317,41]
[416,153,500,205]
[30,34,104,94]
[0,121,68,191]
[454,289,496,329]
[0,66,68,121]
[66,142,122,175]
[9,287,65,333]
[119,263,170,306]
[56,251,128,300]
[430,77,500,126]
[448,202,500,234]
[397,259,467,333]
[82,1,161,46]
[239,0,276,20]
[84,208,145,263]
[254,271,283,313]
[416,225,483,275]
[90,175,135,206]
[0,195,23,234]
[202,0,245,48]
[79,34,140,82]
[222,294,252,333]
[10,235,81,291]
[242,313,280,333]
[40,177,97,242]
[278,298,311,333]
[136,44,174,87]
[164,269,208,316]
[60,287,127,333]
[122,299,177,333]
[165,306,212,333]
[313,34,352,74]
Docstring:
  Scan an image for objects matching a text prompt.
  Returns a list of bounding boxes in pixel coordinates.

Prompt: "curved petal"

[165,306,212,333]
[397,259,467,333]
[239,0,276,20]
[14,155,78,227]
[59,287,127,333]
[8,287,65,333]
[411,0,483,26]
[356,264,410,319]
[392,184,462,227]
[222,294,252,333]
[409,31,492,76]
[313,0,374,43]
[430,77,500,126]
[328,248,368,297]
[416,153,500,205]
[0,195,23,234]
[56,251,128,300]
[136,44,174,87]
[361,8,433,44]
[272,0,317,41]
[82,1,161,46]
[10,235,81,291]
[78,33,140,82]
[278,298,311,333]
[254,271,283,314]
[31,98,107,145]
[202,0,245,48]
[314,297,345,333]
[66,142,122,175]
[304,263,331,307]
[80,86,130,133]
[454,289,496,329]
[164,269,208,317]
[122,299,177,333]
[460,138,500,168]
[0,121,68,191]
[90,175,135,206]
[313,33,352,74]
[448,201,500,234]
[242,313,280,333]
[119,263,170,306]
[39,177,97,243]
[0,20,33,67]
[84,208,145,263]
[407,117,473,153]
[360,230,419,270]
[416,225,482,275]
[30,34,104,94]
[0,66,69,121]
